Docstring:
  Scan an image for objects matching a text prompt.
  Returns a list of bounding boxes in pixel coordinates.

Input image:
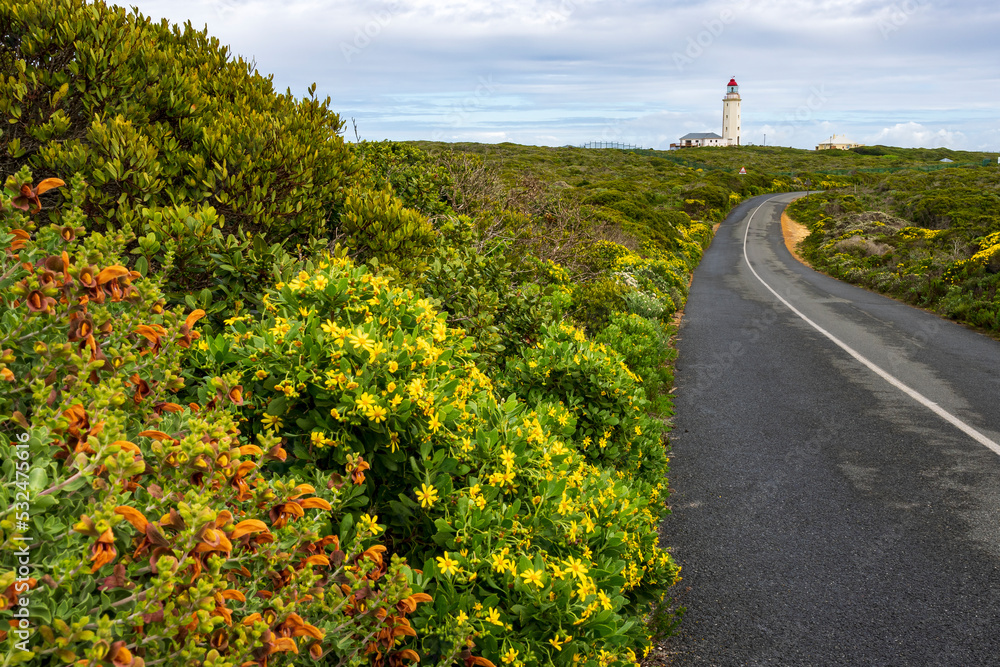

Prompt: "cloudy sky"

[123,0,1000,151]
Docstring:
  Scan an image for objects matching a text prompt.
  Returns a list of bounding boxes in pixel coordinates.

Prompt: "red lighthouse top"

[727,78,738,87]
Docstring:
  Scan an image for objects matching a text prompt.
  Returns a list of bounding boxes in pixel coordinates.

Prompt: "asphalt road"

[661,192,1000,666]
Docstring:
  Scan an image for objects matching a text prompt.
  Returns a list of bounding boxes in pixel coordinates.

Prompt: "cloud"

[123,0,1000,150]
[865,122,967,150]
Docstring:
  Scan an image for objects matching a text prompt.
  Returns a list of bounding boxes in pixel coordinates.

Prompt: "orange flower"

[89,528,117,572]
[391,649,421,666]
[134,323,166,355]
[289,483,315,499]
[276,613,325,641]
[114,506,148,532]
[25,290,55,314]
[77,264,99,289]
[96,265,130,285]
[10,178,64,213]
[298,497,332,511]
[107,641,134,667]
[8,229,30,251]
[269,637,298,655]
[177,308,205,348]
[130,375,151,403]
[226,519,268,541]
[268,501,304,529]
[349,456,371,485]
[396,593,432,615]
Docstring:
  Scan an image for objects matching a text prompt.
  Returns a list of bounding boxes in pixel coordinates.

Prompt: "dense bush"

[351,141,453,218]
[0,0,403,324]
[0,172,428,666]
[594,314,676,417]
[185,253,682,666]
[787,172,1000,332]
[420,216,572,364]
[499,322,667,485]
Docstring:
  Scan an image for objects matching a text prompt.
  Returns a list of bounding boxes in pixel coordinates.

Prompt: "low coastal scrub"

[1,3,694,665]
[787,167,1000,332]
[12,0,990,664]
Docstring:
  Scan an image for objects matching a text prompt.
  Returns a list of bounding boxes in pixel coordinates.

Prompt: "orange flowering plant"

[0,171,429,666]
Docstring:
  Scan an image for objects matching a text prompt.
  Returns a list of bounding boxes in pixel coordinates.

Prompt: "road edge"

[780,211,811,266]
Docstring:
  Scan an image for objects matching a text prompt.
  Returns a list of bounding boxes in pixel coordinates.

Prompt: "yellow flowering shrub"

[190,254,682,666]
[971,231,1000,267]
[577,226,708,329]
[500,323,668,485]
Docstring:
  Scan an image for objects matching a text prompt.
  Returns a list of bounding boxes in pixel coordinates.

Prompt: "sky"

[122,0,1000,152]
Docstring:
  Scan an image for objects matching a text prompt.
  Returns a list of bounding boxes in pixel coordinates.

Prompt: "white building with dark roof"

[676,132,726,148]
[671,78,742,149]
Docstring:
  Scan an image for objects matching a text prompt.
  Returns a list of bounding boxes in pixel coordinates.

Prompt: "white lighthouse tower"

[722,77,741,146]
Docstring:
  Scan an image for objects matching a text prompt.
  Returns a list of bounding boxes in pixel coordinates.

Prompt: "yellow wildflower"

[428,412,441,433]
[358,513,383,536]
[369,404,388,423]
[356,392,376,412]
[520,568,544,588]
[564,556,588,579]
[436,552,460,576]
[548,635,572,651]
[415,483,439,508]
[348,330,374,353]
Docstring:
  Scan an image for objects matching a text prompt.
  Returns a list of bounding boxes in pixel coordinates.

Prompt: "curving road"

[661,193,1000,666]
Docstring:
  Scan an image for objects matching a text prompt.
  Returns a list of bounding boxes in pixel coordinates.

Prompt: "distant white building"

[816,134,863,150]
[672,77,741,148]
[676,132,726,148]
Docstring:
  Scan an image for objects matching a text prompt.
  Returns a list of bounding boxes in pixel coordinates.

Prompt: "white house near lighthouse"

[673,77,742,149]
[722,77,741,146]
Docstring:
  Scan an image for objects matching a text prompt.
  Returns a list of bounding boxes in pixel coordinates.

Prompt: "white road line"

[742,198,1000,458]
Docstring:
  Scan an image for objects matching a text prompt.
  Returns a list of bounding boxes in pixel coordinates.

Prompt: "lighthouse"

[722,77,741,146]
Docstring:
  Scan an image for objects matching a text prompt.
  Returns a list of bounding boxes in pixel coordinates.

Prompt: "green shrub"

[594,314,676,416]
[570,278,627,333]
[499,322,668,485]
[352,141,453,217]
[420,216,571,365]
[0,172,427,666]
[0,0,361,318]
[338,187,437,280]
[186,254,680,666]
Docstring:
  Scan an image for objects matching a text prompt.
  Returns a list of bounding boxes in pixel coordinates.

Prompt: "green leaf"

[433,518,454,534]
[338,512,354,543]
[265,396,288,416]
[27,467,47,493]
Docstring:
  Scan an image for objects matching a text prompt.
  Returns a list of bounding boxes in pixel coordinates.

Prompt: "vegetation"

[786,164,1000,331]
[0,3,745,666]
[4,1,997,666]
